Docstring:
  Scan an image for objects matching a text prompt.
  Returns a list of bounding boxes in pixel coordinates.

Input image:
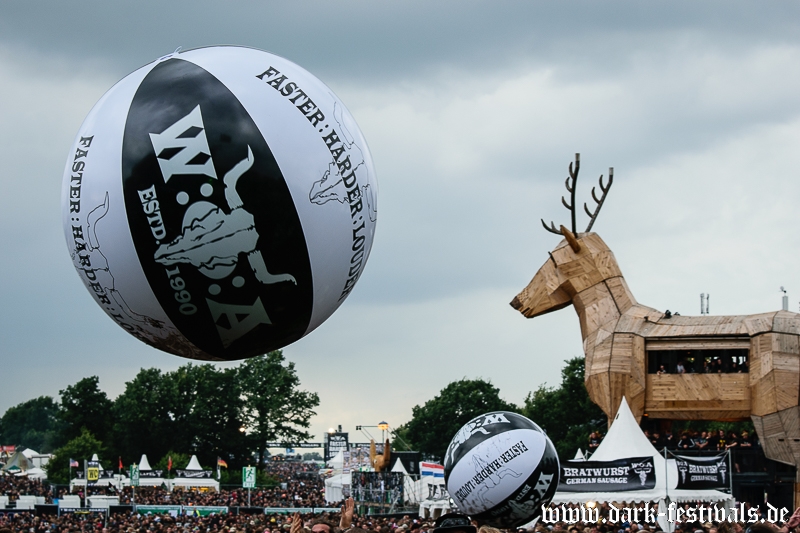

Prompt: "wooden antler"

[584,167,613,232]
[541,153,580,235]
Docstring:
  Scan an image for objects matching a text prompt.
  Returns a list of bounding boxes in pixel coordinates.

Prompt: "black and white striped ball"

[444,412,560,528]
[61,46,377,361]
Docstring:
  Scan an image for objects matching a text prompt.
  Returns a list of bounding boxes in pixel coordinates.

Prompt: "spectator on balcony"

[715,430,727,450]
[677,432,695,450]
[588,432,602,452]
[694,431,709,450]
[726,432,741,450]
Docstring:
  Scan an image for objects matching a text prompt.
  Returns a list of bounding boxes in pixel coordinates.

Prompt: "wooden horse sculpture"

[370,439,391,472]
[511,154,800,481]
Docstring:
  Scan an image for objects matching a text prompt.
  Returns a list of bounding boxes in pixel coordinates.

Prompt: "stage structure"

[511,154,800,505]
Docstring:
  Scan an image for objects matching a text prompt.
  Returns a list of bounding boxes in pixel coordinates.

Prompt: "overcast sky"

[2,2,800,450]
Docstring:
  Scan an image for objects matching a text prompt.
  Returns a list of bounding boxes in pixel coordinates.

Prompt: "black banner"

[138,470,164,478]
[389,451,421,475]
[324,432,348,461]
[176,469,213,478]
[265,442,322,449]
[558,457,656,492]
[674,454,729,490]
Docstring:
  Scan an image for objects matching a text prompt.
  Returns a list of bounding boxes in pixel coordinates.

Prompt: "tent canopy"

[2,452,30,472]
[185,455,203,470]
[139,454,153,471]
[553,397,732,504]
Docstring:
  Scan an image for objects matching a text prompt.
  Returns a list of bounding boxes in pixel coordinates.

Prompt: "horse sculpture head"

[510,154,619,319]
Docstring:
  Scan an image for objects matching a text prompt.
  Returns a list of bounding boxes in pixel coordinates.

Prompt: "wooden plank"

[608,371,628,421]
[773,352,800,373]
[645,374,749,401]
[628,390,646,422]
[644,373,751,419]
[630,335,647,393]
[609,333,634,374]
[646,337,750,350]
[776,371,800,410]
[777,406,800,436]
[586,373,611,416]
[752,359,778,417]
[576,285,620,339]
[775,312,800,335]
[594,251,623,281]
[775,333,800,355]
[605,276,636,314]
[745,312,778,336]
[587,336,613,376]
[750,336,764,383]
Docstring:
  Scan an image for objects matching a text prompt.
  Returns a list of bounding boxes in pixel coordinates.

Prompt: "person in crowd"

[677,432,695,449]
[430,514,475,533]
[664,431,677,450]
[695,431,709,450]
[713,429,726,450]
[588,432,602,451]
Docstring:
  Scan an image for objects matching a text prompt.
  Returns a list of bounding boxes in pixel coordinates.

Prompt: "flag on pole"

[119,457,123,471]
[168,456,173,471]
[216,457,227,480]
[69,458,79,468]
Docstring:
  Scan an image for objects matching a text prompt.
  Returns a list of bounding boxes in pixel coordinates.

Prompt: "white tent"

[135,454,167,487]
[326,450,344,471]
[553,397,733,505]
[24,467,47,480]
[324,473,349,502]
[170,455,219,491]
[390,459,430,505]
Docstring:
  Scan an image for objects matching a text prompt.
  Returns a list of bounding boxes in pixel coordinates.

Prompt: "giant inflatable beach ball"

[62,46,377,361]
[444,412,559,528]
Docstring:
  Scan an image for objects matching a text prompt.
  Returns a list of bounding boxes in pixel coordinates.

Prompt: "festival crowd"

[0,455,795,533]
[0,501,799,533]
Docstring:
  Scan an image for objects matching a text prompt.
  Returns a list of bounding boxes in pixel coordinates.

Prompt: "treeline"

[394,357,608,462]
[0,351,318,484]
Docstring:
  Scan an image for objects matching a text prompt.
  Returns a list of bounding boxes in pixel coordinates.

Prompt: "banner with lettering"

[176,470,213,478]
[673,453,729,490]
[558,457,656,492]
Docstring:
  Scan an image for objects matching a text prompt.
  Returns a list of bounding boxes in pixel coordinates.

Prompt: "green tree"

[400,378,518,461]
[238,351,319,469]
[302,452,322,461]
[169,364,249,469]
[47,428,104,484]
[0,396,61,453]
[59,376,113,447]
[521,357,607,461]
[154,451,193,478]
[109,368,176,461]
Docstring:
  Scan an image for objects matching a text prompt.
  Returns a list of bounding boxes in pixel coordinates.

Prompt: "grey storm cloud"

[1,1,800,441]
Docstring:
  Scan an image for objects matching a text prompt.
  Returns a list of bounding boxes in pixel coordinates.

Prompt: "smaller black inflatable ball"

[443,411,560,528]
